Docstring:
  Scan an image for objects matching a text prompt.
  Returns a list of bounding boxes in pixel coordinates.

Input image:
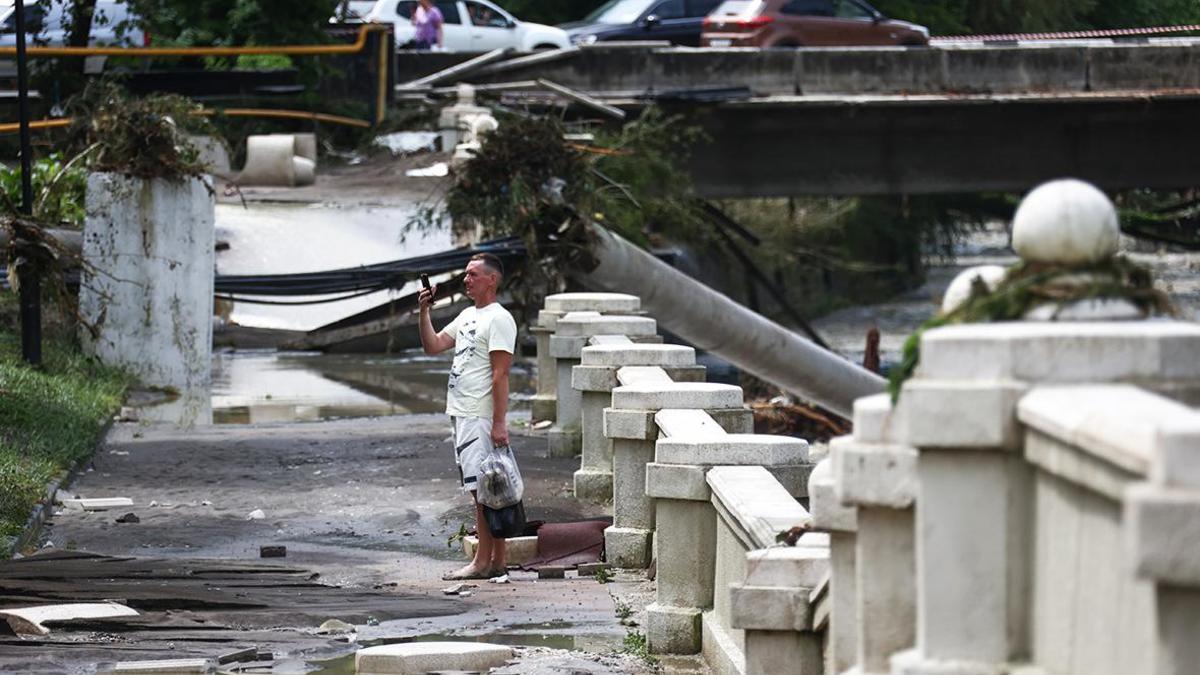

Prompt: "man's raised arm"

[418,285,454,355]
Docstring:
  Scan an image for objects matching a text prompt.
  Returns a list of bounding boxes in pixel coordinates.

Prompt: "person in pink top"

[412,0,444,50]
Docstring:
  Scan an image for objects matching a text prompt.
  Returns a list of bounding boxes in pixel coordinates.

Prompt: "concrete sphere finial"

[941,265,1007,314]
[1011,179,1119,265]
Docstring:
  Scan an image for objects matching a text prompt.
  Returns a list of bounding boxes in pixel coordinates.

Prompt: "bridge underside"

[674,92,1200,197]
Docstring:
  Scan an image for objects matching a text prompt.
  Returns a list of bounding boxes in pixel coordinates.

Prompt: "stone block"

[664,364,707,383]
[604,409,658,440]
[617,365,674,387]
[604,526,653,569]
[744,545,829,588]
[573,468,613,502]
[538,566,565,579]
[555,314,656,338]
[808,458,857,532]
[544,292,640,314]
[462,535,538,566]
[730,585,814,631]
[1125,484,1200,587]
[832,436,918,509]
[917,322,1200,383]
[898,380,1024,450]
[612,382,744,411]
[646,462,711,501]
[655,409,729,440]
[708,466,812,549]
[646,602,703,654]
[355,642,513,675]
[572,365,619,393]
[582,344,696,367]
[1019,384,1200,488]
[853,393,905,444]
[711,407,756,434]
[657,434,809,466]
[549,335,590,359]
[536,309,564,330]
[744,630,824,675]
[589,334,635,347]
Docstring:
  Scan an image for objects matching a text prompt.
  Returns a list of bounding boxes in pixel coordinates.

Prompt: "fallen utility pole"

[575,225,886,418]
[536,79,626,120]
[13,0,40,365]
[472,46,580,78]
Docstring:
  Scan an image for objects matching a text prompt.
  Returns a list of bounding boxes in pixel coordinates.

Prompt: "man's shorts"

[451,416,493,492]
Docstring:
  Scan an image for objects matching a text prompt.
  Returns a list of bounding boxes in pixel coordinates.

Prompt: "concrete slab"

[111,659,212,673]
[582,344,695,367]
[62,497,135,511]
[544,293,639,313]
[611,383,744,411]
[0,602,138,636]
[356,641,513,675]
[656,434,809,466]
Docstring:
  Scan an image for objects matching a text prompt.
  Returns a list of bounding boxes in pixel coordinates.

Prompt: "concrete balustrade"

[573,341,706,501]
[646,429,810,655]
[808,456,859,675]
[546,308,658,458]
[603,381,750,569]
[531,292,641,423]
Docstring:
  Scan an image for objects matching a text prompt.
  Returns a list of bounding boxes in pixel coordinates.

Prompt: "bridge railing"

[535,292,824,674]
[810,321,1200,675]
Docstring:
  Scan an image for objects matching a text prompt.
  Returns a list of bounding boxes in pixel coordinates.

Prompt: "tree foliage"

[124,0,333,47]
[873,0,1200,35]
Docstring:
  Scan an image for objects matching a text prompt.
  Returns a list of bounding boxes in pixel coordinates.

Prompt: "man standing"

[419,253,517,580]
[411,0,444,50]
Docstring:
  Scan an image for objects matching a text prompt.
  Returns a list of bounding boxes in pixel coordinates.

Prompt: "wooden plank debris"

[399,47,514,89]
[112,658,212,673]
[536,79,627,120]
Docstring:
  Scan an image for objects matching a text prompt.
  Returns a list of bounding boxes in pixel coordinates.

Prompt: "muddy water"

[210,350,533,425]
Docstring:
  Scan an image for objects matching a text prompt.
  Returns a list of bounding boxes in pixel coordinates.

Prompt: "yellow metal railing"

[0,107,373,135]
[0,24,393,124]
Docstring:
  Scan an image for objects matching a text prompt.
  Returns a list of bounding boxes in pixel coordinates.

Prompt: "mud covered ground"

[10,415,666,674]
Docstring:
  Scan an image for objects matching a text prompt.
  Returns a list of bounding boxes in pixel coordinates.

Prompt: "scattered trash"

[109,450,130,456]
[488,574,510,584]
[316,618,355,635]
[117,406,139,422]
[246,509,266,520]
[0,602,138,636]
[538,566,566,580]
[373,131,440,155]
[149,501,159,507]
[259,545,286,558]
[115,513,140,524]
[531,420,553,430]
[458,590,473,597]
[366,616,379,626]
[61,497,134,512]
[441,583,478,595]
[406,162,449,178]
[201,500,212,506]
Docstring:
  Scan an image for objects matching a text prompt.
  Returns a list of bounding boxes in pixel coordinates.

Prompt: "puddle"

[161,349,531,425]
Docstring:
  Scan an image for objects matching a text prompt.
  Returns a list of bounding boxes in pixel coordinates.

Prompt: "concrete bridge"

[400,40,1200,196]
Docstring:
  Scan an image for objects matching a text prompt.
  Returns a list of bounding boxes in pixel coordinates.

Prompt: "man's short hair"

[469,252,504,279]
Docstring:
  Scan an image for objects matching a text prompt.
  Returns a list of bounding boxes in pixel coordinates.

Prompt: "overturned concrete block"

[0,602,138,636]
[292,156,316,187]
[462,535,537,565]
[538,566,566,579]
[239,135,298,187]
[356,642,513,675]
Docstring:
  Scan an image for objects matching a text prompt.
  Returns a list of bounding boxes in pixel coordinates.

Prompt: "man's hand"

[418,284,438,311]
[491,419,509,448]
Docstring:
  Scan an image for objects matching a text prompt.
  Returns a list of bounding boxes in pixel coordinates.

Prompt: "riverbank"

[0,330,130,556]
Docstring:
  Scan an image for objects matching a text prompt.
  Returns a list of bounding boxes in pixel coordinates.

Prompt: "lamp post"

[14,0,42,365]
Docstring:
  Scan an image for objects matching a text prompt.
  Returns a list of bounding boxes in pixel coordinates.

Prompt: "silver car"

[0,0,147,76]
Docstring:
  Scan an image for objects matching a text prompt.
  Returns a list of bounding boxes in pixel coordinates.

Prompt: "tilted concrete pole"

[574,225,885,419]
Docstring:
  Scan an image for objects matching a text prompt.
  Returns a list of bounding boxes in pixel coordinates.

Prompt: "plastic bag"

[483,500,526,539]
[477,444,524,509]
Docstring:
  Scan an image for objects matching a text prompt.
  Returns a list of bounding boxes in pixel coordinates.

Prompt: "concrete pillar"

[541,294,643,457]
[647,434,810,655]
[573,342,705,501]
[80,173,215,400]
[809,456,858,674]
[602,382,747,569]
[732,543,830,675]
[831,395,919,675]
[530,313,558,423]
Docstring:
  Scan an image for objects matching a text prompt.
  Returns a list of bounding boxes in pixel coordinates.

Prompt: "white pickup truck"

[364,0,570,51]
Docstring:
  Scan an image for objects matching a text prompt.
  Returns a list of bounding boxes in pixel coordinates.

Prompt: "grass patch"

[0,330,130,555]
[619,629,657,666]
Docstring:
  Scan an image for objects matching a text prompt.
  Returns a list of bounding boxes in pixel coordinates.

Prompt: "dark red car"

[701,0,929,47]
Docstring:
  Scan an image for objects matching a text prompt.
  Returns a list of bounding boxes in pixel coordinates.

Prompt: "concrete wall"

[80,173,215,394]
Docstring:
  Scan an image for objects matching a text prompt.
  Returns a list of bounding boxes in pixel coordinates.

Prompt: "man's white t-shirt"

[443,303,517,419]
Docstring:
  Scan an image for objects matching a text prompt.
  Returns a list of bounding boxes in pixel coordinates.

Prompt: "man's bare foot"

[441,564,493,581]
